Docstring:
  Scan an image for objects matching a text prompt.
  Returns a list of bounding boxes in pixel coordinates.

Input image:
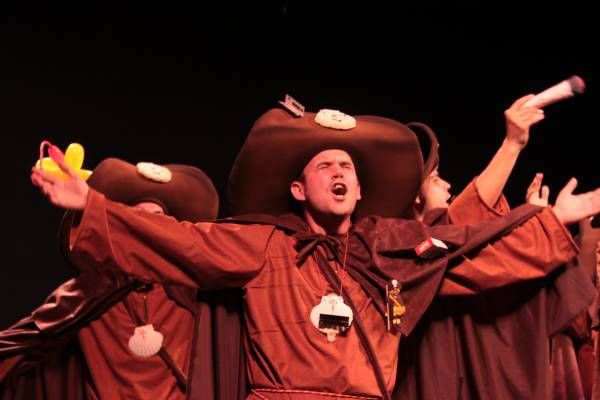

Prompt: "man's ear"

[290,181,306,201]
[357,182,362,201]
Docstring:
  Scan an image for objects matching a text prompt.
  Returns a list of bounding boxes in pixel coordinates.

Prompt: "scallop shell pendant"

[128,324,163,357]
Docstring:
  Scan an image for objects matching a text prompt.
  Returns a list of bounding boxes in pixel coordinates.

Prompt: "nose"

[331,163,344,178]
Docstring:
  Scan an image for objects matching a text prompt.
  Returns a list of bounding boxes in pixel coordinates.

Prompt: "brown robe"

[394,181,595,400]
[553,220,600,400]
[60,189,577,399]
[0,266,247,399]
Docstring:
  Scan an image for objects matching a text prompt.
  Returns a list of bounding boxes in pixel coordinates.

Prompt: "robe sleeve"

[448,178,510,224]
[439,207,579,295]
[68,189,275,289]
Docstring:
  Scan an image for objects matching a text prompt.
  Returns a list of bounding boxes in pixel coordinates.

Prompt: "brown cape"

[393,209,596,400]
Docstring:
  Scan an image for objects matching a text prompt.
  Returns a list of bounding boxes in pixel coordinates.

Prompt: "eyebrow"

[315,160,354,168]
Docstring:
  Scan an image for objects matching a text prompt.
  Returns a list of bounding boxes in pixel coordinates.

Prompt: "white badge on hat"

[136,162,172,183]
[314,109,356,130]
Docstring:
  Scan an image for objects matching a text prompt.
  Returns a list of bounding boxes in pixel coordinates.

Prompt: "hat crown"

[88,158,219,222]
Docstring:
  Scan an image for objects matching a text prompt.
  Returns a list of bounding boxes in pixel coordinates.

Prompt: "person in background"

[395,94,596,399]
[1,158,246,400]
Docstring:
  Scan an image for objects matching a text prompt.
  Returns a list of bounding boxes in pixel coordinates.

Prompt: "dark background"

[3,4,598,328]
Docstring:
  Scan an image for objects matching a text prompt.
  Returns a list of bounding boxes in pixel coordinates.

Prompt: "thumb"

[54,151,78,179]
[558,177,578,198]
[513,94,536,109]
[541,185,550,201]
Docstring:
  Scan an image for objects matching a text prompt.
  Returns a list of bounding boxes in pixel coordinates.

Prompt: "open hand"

[504,94,545,149]
[526,172,550,207]
[552,178,600,225]
[31,156,89,210]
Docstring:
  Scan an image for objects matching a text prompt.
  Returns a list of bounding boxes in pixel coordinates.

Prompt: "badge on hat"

[278,94,305,117]
[136,162,172,183]
[314,109,357,130]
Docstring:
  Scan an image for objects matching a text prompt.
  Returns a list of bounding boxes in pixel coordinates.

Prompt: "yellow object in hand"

[35,142,93,181]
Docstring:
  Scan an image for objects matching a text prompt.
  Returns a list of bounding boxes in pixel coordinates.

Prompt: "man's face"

[133,201,166,215]
[419,168,451,210]
[291,149,362,218]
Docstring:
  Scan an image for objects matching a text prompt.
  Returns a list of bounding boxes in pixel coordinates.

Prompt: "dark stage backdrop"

[3,4,598,328]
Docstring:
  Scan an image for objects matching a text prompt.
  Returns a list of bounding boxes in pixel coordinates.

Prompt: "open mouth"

[331,182,348,199]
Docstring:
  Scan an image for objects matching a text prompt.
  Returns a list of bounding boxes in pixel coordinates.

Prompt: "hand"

[552,178,600,225]
[525,172,550,207]
[31,156,89,210]
[504,94,545,149]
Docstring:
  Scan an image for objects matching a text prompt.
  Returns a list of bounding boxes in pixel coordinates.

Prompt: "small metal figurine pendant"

[310,293,354,342]
[386,279,406,332]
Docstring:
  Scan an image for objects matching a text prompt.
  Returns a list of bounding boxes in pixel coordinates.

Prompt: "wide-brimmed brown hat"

[85,157,219,221]
[227,107,425,220]
[59,158,219,264]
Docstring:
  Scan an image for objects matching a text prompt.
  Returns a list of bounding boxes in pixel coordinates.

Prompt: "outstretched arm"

[440,206,575,295]
[31,155,273,290]
[67,190,273,289]
[440,179,600,295]
[476,94,545,208]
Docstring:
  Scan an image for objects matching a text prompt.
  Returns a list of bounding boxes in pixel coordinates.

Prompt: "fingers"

[525,173,551,207]
[34,176,53,200]
[523,110,545,126]
[540,185,550,201]
[559,177,578,197]
[55,156,78,179]
[554,180,597,225]
[41,183,52,198]
[31,166,58,201]
[505,105,544,140]
[526,173,543,200]
[511,94,536,110]
[530,172,543,189]
[31,167,49,188]
[31,166,61,186]
[31,168,42,187]
[510,107,545,125]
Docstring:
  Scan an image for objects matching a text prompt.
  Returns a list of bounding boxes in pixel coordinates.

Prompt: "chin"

[331,206,355,218]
